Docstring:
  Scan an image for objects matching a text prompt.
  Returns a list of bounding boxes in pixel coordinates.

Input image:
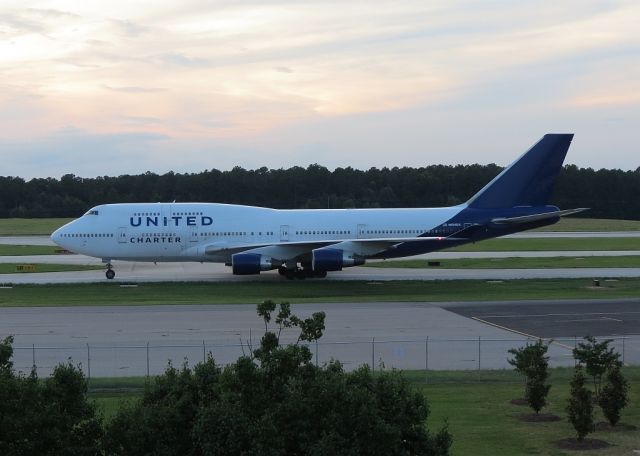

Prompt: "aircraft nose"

[50,227,64,246]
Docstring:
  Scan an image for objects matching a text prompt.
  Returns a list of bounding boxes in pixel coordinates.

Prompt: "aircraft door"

[280,225,289,242]
[357,224,367,239]
[117,227,127,244]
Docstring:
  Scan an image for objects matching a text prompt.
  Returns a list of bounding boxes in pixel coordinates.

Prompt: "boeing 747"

[51,134,585,279]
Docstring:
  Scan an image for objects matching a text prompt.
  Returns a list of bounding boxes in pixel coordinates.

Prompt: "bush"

[104,301,452,455]
[599,365,630,426]
[0,337,102,456]
[508,339,551,413]
[573,336,621,399]
[566,368,594,441]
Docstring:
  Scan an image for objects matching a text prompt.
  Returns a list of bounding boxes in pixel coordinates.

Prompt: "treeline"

[1,164,639,219]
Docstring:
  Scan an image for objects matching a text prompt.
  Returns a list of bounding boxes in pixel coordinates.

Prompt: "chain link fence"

[10,335,640,378]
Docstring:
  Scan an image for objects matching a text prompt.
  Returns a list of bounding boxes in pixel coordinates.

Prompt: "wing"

[203,236,461,263]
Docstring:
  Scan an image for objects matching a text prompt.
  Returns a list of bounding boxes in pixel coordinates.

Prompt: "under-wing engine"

[312,247,364,271]
[231,253,279,275]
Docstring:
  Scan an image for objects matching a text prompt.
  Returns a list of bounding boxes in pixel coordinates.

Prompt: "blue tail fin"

[466,134,573,209]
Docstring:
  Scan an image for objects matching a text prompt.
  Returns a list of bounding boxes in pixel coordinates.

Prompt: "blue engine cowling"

[232,253,275,275]
[312,248,364,271]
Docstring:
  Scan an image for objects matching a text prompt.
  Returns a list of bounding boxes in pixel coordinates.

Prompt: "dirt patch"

[517,413,562,422]
[554,438,610,451]
[594,421,638,432]
[509,398,528,406]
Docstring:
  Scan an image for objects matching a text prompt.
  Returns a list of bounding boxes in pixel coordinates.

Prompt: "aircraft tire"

[106,269,115,280]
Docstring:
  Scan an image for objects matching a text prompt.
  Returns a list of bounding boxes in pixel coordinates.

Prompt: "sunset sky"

[1,0,638,178]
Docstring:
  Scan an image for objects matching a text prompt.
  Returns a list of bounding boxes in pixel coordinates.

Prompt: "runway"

[2,299,637,377]
[1,260,640,284]
[1,235,639,283]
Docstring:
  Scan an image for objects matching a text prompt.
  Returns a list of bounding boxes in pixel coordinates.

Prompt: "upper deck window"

[85,210,99,216]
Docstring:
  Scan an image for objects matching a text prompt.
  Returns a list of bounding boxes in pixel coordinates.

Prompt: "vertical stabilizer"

[466,134,573,209]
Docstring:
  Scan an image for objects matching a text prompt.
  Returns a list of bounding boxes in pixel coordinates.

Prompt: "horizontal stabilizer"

[491,208,588,225]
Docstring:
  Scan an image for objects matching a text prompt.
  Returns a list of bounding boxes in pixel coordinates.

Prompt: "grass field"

[535,217,640,232]
[0,218,72,235]
[0,244,65,256]
[422,367,640,456]
[1,278,639,307]
[367,256,640,269]
[448,237,640,252]
[0,264,102,274]
[90,367,640,455]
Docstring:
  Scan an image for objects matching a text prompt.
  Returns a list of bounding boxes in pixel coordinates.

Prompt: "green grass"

[0,244,65,255]
[421,367,640,456]
[448,237,640,252]
[367,256,640,269]
[88,367,640,454]
[0,264,103,274]
[0,279,639,307]
[0,218,72,235]
[535,217,640,232]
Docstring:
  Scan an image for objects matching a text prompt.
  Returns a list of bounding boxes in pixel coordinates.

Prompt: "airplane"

[51,134,586,280]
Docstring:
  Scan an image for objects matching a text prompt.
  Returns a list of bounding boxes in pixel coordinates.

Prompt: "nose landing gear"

[105,263,115,280]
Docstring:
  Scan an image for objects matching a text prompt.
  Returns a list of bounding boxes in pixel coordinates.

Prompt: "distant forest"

[1,164,639,219]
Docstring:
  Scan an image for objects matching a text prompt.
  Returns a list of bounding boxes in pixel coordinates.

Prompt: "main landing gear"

[105,263,116,280]
[278,266,327,280]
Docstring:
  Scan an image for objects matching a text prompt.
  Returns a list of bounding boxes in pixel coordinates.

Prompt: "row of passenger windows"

[199,231,275,237]
[295,230,351,235]
[132,211,204,217]
[366,229,423,235]
[60,233,113,238]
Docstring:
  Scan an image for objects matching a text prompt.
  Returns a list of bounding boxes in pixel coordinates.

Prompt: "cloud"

[0,0,638,177]
[156,52,210,68]
[0,128,169,178]
[102,85,167,93]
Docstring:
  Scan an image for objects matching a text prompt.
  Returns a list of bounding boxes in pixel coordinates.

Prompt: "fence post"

[425,336,429,383]
[87,343,91,379]
[203,340,206,363]
[32,344,36,373]
[315,340,319,366]
[477,336,481,371]
[573,335,577,367]
[146,342,150,377]
[622,336,626,365]
[371,337,375,373]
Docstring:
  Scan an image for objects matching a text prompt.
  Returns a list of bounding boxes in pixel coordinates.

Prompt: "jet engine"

[231,253,277,275]
[312,248,364,271]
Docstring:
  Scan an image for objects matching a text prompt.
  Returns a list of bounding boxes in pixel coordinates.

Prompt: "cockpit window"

[85,210,99,216]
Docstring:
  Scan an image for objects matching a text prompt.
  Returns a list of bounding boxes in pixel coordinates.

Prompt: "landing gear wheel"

[105,264,115,280]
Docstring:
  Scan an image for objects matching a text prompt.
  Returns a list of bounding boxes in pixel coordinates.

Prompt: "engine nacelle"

[231,253,276,275]
[312,248,364,271]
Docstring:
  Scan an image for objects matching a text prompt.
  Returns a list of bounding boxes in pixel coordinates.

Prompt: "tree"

[573,336,621,399]
[508,339,551,413]
[105,301,452,455]
[0,337,103,456]
[598,365,629,426]
[566,368,594,441]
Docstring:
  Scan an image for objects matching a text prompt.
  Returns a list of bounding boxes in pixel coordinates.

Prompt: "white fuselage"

[52,202,465,263]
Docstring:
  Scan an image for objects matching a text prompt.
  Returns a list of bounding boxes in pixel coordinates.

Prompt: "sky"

[1,0,638,178]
